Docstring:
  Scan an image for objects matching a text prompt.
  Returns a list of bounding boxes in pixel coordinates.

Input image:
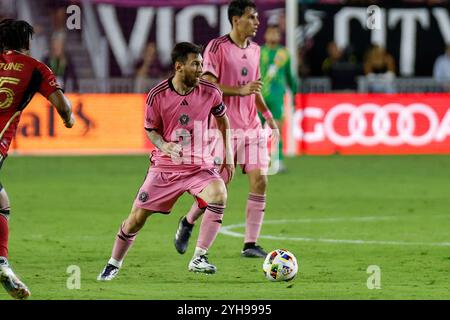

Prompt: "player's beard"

[185,73,200,88]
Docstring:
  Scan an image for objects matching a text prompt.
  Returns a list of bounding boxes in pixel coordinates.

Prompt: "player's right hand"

[64,114,75,128]
[161,142,182,159]
[239,80,263,96]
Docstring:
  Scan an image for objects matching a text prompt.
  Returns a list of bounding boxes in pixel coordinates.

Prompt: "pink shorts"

[216,137,270,184]
[133,167,222,213]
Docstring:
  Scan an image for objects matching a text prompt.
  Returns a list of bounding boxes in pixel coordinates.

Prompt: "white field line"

[219,216,450,247]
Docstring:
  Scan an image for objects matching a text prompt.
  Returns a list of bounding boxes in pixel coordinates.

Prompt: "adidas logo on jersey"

[242,54,247,59]
[181,99,189,106]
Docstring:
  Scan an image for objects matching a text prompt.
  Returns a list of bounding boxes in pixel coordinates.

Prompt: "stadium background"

[1,0,450,300]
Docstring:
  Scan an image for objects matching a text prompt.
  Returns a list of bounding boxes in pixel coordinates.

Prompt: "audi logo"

[294,103,450,146]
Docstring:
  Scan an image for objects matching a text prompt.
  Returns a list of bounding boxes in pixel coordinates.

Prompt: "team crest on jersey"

[179,114,190,126]
[241,67,248,76]
[138,191,149,202]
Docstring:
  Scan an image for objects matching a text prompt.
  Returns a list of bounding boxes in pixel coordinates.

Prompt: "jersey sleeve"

[210,89,227,118]
[36,61,62,98]
[202,40,221,79]
[144,93,162,131]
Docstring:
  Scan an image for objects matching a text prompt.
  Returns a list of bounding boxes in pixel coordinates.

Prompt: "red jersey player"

[98,42,234,280]
[0,19,74,300]
[174,0,279,258]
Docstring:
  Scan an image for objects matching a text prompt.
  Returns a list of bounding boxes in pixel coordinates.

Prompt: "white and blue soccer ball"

[262,249,298,282]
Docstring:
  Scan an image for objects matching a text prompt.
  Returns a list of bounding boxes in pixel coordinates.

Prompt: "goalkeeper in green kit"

[260,24,298,172]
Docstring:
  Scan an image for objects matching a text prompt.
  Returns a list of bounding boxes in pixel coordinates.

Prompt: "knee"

[251,175,268,193]
[0,187,10,217]
[0,184,6,199]
[208,184,227,206]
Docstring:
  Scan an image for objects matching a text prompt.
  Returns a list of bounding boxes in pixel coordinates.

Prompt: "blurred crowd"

[317,42,397,92]
[1,0,79,91]
[297,40,450,92]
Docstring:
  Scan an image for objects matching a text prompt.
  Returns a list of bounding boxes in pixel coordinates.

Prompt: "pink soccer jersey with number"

[203,35,262,130]
[144,77,226,172]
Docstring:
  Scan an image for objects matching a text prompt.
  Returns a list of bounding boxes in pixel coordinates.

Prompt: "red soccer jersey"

[145,77,226,172]
[0,50,61,156]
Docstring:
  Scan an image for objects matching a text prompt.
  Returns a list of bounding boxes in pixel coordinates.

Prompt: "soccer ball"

[262,249,298,282]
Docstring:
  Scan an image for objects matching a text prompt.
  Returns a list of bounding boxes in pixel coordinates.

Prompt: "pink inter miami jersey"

[145,77,226,172]
[203,35,261,130]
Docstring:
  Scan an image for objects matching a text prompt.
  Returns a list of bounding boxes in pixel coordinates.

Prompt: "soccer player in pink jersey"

[174,0,279,258]
[98,42,234,280]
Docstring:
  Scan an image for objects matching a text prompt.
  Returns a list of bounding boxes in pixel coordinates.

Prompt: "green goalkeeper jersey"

[260,45,298,103]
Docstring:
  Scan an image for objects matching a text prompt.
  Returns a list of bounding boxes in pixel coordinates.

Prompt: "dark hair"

[227,0,256,25]
[171,42,203,65]
[0,19,34,52]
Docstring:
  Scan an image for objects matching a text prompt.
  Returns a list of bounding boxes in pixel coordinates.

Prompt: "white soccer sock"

[193,247,207,258]
[108,257,122,268]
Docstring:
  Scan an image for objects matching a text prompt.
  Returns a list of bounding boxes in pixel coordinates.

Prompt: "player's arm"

[255,93,279,138]
[38,61,74,128]
[202,73,263,97]
[47,90,75,128]
[145,129,181,159]
[214,113,235,181]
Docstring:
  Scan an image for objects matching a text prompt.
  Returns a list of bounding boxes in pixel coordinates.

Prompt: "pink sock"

[245,193,266,243]
[186,201,205,225]
[196,204,225,250]
[111,222,138,265]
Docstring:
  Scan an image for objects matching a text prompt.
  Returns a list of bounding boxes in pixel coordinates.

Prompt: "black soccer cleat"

[241,244,267,258]
[174,216,194,254]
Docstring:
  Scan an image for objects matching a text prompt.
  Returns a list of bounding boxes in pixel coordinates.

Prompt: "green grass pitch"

[1,154,450,300]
